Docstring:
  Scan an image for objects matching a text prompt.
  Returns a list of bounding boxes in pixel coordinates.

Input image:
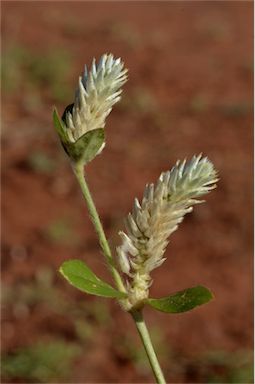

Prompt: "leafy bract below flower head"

[117,154,218,311]
[53,53,128,165]
[63,53,128,143]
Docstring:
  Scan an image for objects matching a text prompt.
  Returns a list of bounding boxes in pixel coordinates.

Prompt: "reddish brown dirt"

[1,2,253,383]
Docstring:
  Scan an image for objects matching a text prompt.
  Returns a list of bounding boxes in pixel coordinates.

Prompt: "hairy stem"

[131,309,166,384]
[73,162,126,293]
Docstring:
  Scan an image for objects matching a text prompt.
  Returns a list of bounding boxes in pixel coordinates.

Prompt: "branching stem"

[73,161,166,384]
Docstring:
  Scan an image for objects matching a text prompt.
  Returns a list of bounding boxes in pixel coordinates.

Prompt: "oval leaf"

[59,259,126,299]
[53,106,105,164]
[69,128,105,164]
[146,285,213,313]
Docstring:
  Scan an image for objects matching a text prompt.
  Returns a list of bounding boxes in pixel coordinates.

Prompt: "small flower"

[62,53,128,143]
[117,154,218,310]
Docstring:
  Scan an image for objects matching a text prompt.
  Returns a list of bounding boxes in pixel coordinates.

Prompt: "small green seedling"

[44,217,79,246]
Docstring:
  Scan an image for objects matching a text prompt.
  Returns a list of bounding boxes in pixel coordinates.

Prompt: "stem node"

[73,161,166,384]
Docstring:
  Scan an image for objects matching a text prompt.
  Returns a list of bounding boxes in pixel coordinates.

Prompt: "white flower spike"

[63,53,128,143]
[117,154,218,310]
[53,54,128,165]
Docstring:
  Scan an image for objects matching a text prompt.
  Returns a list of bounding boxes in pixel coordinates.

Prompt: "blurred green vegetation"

[43,218,80,246]
[2,341,81,383]
[2,43,72,103]
[165,348,254,384]
[189,95,210,113]
[115,323,253,383]
[26,151,56,174]
[1,266,112,382]
[2,267,65,311]
[188,96,252,118]
[200,350,254,383]
[59,16,87,38]
[218,101,252,117]
[198,21,231,41]
[120,86,158,114]
[2,269,253,383]
[105,21,141,48]
[122,325,170,375]
[2,266,111,332]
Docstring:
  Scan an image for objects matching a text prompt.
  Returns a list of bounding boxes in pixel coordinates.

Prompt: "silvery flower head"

[62,54,128,141]
[117,155,218,311]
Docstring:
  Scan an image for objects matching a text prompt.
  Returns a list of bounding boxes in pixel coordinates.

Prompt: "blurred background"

[1,1,253,383]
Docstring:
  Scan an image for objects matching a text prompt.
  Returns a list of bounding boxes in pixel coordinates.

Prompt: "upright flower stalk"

[53,53,218,384]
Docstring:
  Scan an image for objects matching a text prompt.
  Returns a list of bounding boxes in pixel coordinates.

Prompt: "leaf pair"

[53,108,105,165]
[59,259,213,314]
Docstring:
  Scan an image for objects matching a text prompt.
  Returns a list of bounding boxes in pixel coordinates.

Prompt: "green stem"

[131,310,166,384]
[73,161,166,383]
[73,162,126,293]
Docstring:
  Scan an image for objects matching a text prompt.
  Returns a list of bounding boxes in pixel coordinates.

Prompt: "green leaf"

[146,285,214,313]
[59,259,127,299]
[53,107,105,164]
[53,107,69,144]
[66,128,105,164]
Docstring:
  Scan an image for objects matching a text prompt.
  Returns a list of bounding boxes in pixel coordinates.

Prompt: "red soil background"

[1,1,253,383]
